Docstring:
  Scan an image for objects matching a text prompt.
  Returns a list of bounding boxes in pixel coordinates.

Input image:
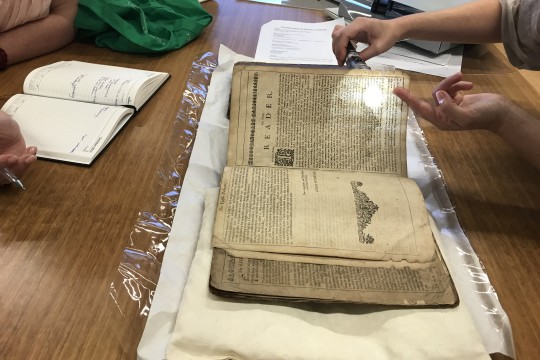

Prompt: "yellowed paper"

[213,166,435,263]
[227,63,409,176]
[210,246,458,306]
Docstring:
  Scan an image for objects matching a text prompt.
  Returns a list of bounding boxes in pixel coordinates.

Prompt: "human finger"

[436,72,464,90]
[357,44,381,63]
[21,153,37,165]
[445,81,474,101]
[393,87,436,122]
[432,73,463,98]
[25,146,38,156]
[17,148,38,166]
[433,81,473,104]
[4,154,35,178]
[0,154,18,168]
[432,73,473,103]
[332,25,350,66]
[430,91,466,130]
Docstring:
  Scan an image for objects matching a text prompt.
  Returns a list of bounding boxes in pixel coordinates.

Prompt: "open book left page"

[227,63,409,176]
[1,94,134,165]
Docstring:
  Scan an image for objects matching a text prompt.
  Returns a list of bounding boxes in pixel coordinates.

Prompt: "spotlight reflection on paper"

[362,84,384,109]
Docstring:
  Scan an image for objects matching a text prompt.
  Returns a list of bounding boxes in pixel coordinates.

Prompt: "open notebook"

[2,61,169,165]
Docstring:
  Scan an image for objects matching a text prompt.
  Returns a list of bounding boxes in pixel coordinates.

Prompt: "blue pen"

[0,167,25,189]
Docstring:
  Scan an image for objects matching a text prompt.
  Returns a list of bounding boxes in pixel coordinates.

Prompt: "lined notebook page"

[23,61,158,108]
[2,94,134,164]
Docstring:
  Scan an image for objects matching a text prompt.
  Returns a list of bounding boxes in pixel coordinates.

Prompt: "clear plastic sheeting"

[407,114,515,358]
[123,45,514,359]
[108,52,218,348]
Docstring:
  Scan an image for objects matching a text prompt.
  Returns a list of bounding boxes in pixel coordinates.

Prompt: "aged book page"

[212,166,435,263]
[227,63,409,176]
[209,245,458,306]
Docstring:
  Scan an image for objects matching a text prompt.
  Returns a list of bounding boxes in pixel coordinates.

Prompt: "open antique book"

[1,61,169,165]
[209,62,458,306]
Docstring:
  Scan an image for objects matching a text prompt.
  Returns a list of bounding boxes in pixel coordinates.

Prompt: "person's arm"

[492,100,540,170]
[0,0,78,65]
[333,0,502,65]
[500,0,540,70]
[393,72,540,171]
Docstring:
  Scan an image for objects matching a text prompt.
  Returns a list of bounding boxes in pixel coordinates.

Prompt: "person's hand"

[0,111,37,185]
[393,72,510,133]
[332,18,402,66]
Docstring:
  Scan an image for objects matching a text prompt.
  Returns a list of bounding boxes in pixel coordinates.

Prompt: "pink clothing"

[0,0,52,32]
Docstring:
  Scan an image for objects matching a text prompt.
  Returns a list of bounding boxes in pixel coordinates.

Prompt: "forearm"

[497,102,540,170]
[0,0,78,65]
[393,0,502,44]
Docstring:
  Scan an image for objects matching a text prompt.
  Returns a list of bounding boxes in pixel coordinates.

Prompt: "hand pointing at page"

[393,72,540,170]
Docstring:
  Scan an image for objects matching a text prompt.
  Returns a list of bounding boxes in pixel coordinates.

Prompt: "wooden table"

[0,1,538,359]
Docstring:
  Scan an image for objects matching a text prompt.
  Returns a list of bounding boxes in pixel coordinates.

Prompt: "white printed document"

[255,19,344,65]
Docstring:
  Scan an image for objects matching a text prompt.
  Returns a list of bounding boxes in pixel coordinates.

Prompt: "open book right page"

[213,166,434,263]
[227,63,409,176]
[23,61,169,110]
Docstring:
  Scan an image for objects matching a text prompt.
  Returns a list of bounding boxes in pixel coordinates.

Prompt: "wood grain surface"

[0,1,538,359]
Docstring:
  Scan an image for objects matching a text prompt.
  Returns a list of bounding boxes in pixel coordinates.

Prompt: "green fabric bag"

[75,0,213,54]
